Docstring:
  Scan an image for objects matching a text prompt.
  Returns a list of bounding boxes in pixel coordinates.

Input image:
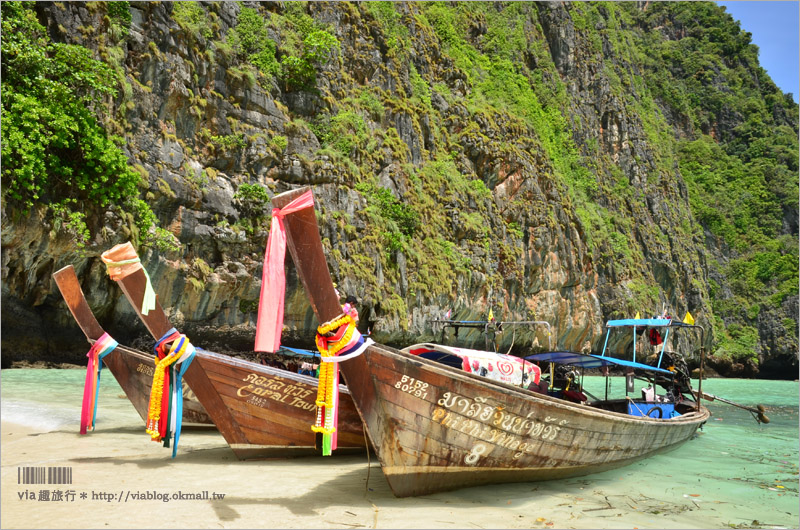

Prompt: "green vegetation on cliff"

[1,1,795,374]
[0,1,163,248]
[627,2,798,362]
[332,1,796,366]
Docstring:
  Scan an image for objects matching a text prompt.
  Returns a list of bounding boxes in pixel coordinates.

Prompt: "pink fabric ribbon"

[80,345,99,435]
[80,332,118,435]
[254,190,315,352]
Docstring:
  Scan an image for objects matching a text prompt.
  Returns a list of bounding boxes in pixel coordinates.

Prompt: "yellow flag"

[634,311,641,320]
[683,311,695,325]
[488,308,494,321]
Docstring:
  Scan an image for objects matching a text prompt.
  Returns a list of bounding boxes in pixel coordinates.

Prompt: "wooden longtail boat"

[53,265,213,426]
[102,246,366,458]
[273,186,711,497]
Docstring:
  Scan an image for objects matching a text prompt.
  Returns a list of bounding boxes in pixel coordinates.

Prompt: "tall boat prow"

[52,265,213,427]
[273,185,711,498]
[64,244,367,458]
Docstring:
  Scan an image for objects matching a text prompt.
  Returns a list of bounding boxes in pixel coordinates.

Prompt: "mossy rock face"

[1,2,796,376]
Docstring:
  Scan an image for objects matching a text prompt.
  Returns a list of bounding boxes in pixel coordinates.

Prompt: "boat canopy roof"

[601,318,703,368]
[524,350,676,375]
[606,318,671,327]
[606,318,698,329]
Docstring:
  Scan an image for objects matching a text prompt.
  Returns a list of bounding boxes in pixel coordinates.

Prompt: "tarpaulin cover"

[403,343,541,386]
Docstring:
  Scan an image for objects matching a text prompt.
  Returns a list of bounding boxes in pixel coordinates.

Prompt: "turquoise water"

[1,368,100,431]
[575,375,800,528]
[2,369,798,528]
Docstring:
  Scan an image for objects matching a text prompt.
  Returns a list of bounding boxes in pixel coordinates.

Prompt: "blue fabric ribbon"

[152,328,196,457]
[172,338,195,458]
[90,337,119,430]
[154,328,178,357]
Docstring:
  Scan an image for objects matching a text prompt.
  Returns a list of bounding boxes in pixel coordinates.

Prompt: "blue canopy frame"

[526,319,697,376]
[600,318,681,370]
[524,350,675,375]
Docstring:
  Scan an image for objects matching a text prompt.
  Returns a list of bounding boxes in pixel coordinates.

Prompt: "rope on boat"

[626,396,649,417]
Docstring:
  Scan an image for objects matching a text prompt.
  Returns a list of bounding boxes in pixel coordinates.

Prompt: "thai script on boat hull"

[237,373,315,412]
[433,392,569,461]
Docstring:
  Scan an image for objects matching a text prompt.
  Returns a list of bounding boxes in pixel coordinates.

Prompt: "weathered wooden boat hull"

[273,186,709,497]
[53,265,213,427]
[189,348,366,459]
[106,259,366,459]
[343,342,708,496]
[104,343,213,426]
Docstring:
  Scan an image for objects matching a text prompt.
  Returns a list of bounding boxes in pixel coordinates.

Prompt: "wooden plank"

[183,355,249,444]
[53,266,105,340]
[207,369,365,448]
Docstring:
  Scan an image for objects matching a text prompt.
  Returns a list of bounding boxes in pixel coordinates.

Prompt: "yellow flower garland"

[311,316,357,437]
[145,337,187,440]
[316,319,356,357]
[311,361,337,434]
[318,313,351,335]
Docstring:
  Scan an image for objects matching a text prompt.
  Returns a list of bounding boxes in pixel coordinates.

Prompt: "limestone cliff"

[1,2,796,377]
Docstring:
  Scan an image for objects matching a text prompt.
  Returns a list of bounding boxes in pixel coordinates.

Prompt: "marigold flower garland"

[145,330,195,458]
[313,314,358,455]
[146,335,184,440]
[312,313,375,455]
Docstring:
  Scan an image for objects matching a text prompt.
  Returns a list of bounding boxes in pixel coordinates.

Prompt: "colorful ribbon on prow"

[253,189,373,455]
[254,189,315,353]
[313,314,373,455]
[80,333,119,434]
[147,329,196,458]
[100,242,195,457]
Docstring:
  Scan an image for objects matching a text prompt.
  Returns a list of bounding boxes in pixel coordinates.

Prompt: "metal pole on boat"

[657,327,669,368]
[693,390,770,423]
[600,327,611,400]
[600,327,611,358]
[697,345,704,412]
[696,325,705,412]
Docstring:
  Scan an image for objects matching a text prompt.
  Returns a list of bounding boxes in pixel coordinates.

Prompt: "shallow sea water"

[2,369,798,529]
[578,376,800,528]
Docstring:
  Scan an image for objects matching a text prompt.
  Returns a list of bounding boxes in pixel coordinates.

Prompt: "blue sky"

[717,1,799,102]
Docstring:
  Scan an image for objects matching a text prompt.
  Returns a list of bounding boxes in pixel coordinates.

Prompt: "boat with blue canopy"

[526,317,703,419]
[274,186,714,497]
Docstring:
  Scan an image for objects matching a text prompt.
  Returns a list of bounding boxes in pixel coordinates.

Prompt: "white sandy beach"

[3,368,797,529]
[2,415,788,530]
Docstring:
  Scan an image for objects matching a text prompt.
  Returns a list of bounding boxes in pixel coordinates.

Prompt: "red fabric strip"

[254,190,314,352]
